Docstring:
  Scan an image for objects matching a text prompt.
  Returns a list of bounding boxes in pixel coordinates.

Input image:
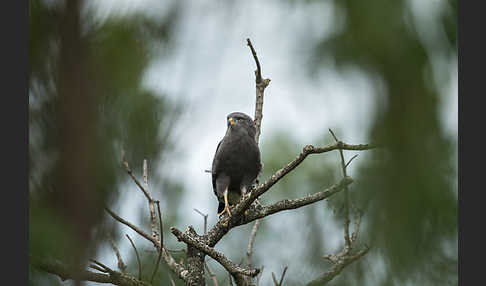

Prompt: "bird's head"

[226,112,256,137]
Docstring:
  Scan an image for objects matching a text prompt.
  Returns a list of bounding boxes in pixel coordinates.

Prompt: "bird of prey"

[211,112,262,217]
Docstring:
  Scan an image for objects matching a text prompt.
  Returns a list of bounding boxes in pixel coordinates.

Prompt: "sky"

[85,0,457,285]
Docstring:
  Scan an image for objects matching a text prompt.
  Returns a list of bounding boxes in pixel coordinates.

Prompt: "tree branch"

[308,246,370,286]
[206,175,354,247]
[125,234,142,281]
[108,235,127,273]
[328,129,351,249]
[33,257,149,286]
[247,38,271,144]
[170,227,260,281]
[246,218,262,270]
[104,207,189,282]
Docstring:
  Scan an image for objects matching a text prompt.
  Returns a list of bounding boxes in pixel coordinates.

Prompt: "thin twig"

[108,235,127,273]
[247,38,263,83]
[168,271,176,286]
[126,234,142,281]
[279,266,288,286]
[89,264,107,273]
[121,151,151,201]
[105,207,189,281]
[329,129,351,249]
[272,272,279,286]
[345,154,359,168]
[205,263,219,286]
[246,219,262,269]
[194,208,208,235]
[143,159,160,246]
[247,38,270,144]
[150,201,164,283]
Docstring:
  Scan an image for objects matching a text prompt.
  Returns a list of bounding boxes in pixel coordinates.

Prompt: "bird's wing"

[211,140,223,195]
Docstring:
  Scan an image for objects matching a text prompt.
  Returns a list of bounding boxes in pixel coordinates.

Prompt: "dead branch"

[108,235,127,273]
[151,201,164,283]
[205,176,354,247]
[328,129,351,249]
[104,207,189,282]
[308,246,370,286]
[33,257,149,286]
[271,266,288,286]
[125,234,142,281]
[171,227,260,280]
[246,219,262,270]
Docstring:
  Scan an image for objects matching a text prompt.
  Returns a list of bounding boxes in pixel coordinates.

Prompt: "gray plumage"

[211,112,262,215]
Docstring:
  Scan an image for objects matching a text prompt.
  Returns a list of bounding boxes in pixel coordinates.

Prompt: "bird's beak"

[228,117,235,126]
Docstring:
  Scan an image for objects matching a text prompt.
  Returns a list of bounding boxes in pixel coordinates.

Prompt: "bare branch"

[272,272,279,286]
[279,266,288,286]
[108,235,127,273]
[170,227,260,280]
[247,38,271,144]
[246,219,262,270]
[205,263,219,286]
[206,176,353,248]
[126,234,142,281]
[168,271,176,286]
[104,208,189,282]
[328,129,351,249]
[272,266,288,286]
[205,141,373,247]
[308,246,370,286]
[345,154,359,168]
[194,208,208,235]
[150,201,164,283]
[121,151,151,202]
[33,256,151,286]
[143,161,159,244]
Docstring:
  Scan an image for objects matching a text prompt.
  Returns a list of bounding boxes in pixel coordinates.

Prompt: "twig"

[108,235,127,273]
[279,266,288,286]
[121,150,151,201]
[271,266,288,286]
[89,264,107,273]
[150,201,164,283]
[246,219,262,269]
[328,129,351,249]
[33,256,149,285]
[247,38,270,144]
[345,154,359,168]
[205,263,219,286]
[194,208,208,235]
[168,271,176,286]
[272,272,279,286]
[308,246,370,286]
[105,207,158,248]
[126,234,142,281]
[143,160,160,246]
[104,207,189,281]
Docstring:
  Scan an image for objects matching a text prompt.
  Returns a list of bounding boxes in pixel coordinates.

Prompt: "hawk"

[211,112,262,217]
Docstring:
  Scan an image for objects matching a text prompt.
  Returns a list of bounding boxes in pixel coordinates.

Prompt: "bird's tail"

[217,202,225,214]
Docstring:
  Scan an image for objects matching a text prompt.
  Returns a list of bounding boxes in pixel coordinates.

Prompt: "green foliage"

[29,1,180,284]
[305,0,458,285]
